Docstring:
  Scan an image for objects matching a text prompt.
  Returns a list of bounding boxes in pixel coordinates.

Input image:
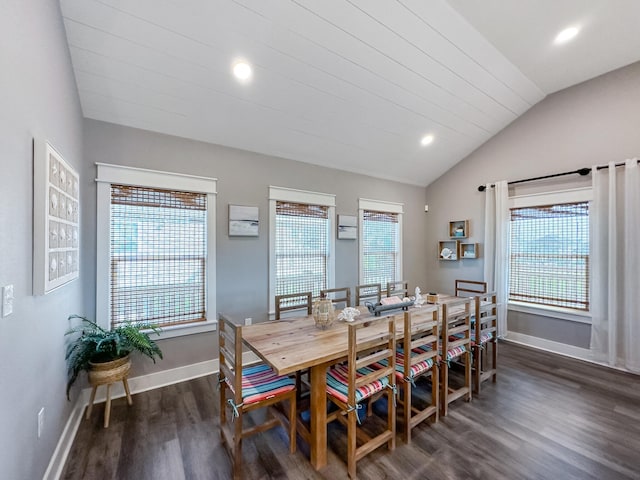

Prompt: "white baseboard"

[504,331,591,362]
[43,351,260,480]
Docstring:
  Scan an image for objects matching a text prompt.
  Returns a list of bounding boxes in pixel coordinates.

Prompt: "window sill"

[150,320,218,340]
[508,302,591,324]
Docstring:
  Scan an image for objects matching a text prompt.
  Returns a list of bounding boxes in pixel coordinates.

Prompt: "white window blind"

[110,185,207,329]
[275,201,329,299]
[361,210,400,287]
[509,201,589,311]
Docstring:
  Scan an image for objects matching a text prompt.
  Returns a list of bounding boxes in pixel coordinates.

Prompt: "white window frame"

[96,163,217,339]
[358,198,404,285]
[269,186,336,317]
[508,187,592,323]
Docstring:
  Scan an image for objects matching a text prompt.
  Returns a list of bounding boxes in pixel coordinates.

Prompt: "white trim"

[43,352,260,480]
[268,185,335,206]
[96,163,217,193]
[268,186,336,313]
[358,198,403,284]
[508,301,591,324]
[358,197,404,214]
[42,394,86,480]
[95,164,217,335]
[509,187,592,208]
[505,331,591,362]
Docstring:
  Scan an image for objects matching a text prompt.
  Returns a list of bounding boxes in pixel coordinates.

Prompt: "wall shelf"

[438,240,460,261]
[460,243,479,259]
[448,220,469,239]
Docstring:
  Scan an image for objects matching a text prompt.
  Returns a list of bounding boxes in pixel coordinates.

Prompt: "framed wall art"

[33,140,80,295]
[229,204,259,236]
[337,214,357,239]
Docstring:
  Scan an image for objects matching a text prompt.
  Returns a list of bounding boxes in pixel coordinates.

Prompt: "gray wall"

[0,1,85,479]
[424,61,640,347]
[82,119,429,375]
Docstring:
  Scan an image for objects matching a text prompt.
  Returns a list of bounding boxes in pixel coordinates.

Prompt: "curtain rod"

[477,158,640,192]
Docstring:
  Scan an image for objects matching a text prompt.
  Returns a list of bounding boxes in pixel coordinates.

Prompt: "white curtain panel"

[483,181,510,337]
[590,159,640,372]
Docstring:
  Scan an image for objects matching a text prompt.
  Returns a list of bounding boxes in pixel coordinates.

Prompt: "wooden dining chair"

[325,315,396,479]
[440,298,472,417]
[218,314,297,480]
[320,286,351,309]
[396,308,439,443]
[453,280,497,395]
[355,283,382,306]
[472,292,498,395]
[275,291,312,320]
[386,280,409,298]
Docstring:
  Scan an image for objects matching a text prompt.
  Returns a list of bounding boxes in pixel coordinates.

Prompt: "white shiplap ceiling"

[59,0,640,186]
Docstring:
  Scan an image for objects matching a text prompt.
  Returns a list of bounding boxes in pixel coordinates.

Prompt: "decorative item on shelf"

[426,292,438,304]
[440,247,452,259]
[312,298,336,329]
[454,226,464,236]
[337,306,361,322]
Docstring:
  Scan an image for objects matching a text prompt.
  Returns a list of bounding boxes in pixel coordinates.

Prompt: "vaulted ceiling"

[59,0,640,186]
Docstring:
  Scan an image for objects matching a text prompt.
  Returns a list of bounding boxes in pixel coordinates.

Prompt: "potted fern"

[65,314,163,399]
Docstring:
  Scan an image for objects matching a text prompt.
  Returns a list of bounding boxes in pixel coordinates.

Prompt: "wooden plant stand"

[86,355,133,428]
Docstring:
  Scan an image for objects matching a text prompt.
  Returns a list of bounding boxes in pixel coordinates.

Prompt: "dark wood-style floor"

[62,342,640,480]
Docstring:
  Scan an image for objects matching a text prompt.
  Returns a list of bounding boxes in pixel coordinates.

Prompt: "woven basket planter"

[88,354,131,386]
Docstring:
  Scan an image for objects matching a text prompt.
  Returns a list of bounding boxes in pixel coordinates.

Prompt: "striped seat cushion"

[228,363,295,405]
[326,363,389,404]
[438,344,467,361]
[449,331,493,347]
[377,347,435,380]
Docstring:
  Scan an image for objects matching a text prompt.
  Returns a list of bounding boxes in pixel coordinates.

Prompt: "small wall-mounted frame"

[33,140,80,294]
[461,243,479,259]
[337,214,357,240]
[438,240,460,261]
[229,205,259,236]
[449,220,469,239]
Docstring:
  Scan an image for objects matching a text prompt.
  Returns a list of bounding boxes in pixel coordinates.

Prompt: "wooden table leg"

[310,362,329,470]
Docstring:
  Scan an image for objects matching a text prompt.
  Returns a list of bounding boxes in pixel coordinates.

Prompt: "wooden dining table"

[241,302,443,470]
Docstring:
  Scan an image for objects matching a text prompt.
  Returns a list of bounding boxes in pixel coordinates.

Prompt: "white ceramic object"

[337,307,361,322]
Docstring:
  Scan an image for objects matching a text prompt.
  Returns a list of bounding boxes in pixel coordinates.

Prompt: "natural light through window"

[509,201,589,311]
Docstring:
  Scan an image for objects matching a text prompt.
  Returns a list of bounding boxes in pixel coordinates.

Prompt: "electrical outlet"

[244,317,252,326]
[2,284,14,317]
[38,407,45,439]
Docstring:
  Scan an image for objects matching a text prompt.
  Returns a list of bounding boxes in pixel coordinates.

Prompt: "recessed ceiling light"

[554,26,580,45]
[420,134,434,146]
[232,61,252,82]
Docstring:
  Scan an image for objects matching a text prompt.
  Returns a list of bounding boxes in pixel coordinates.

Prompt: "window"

[110,186,206,328]
[96,164,217,337]
[359,198,403,287]
[509,198,589,311]
[269,186,335,314]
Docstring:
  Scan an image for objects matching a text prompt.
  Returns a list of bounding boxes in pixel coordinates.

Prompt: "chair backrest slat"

[454,279,487,297]
[355,283,382,306]
[218,313,243,402]
[320,287,351,308]
[387,280,408,298]
[275,292,312,320]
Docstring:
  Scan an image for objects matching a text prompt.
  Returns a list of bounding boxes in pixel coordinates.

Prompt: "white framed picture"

[338,214,357,239]
[229,205,259,236]
[33,140,80,294]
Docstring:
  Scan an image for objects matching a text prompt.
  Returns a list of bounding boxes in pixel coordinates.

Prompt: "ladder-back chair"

[218,314,297,479]
[325,315,396,478]
[440,298,472,416]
